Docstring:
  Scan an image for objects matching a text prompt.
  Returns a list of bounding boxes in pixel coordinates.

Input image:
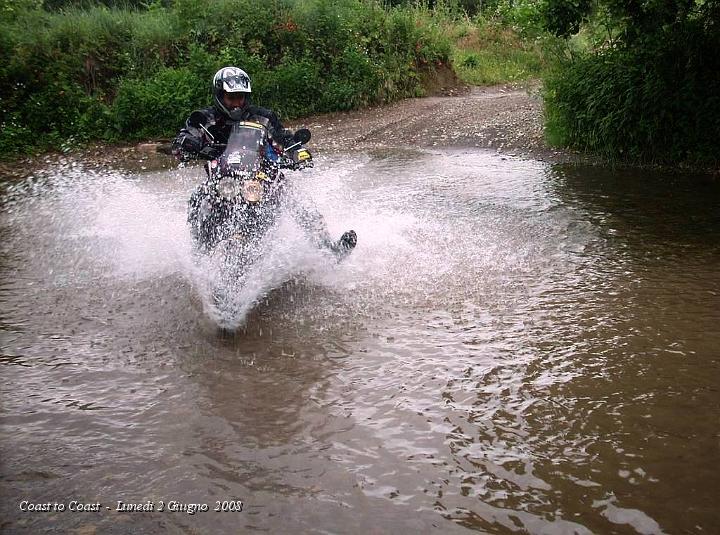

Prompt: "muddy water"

[1,150,719,534]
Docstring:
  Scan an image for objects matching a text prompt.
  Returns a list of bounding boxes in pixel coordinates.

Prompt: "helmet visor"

[223,73,250,92]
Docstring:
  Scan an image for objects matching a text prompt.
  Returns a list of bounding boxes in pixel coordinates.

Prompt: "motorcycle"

[186,111,313,253]
[184,111,353,325]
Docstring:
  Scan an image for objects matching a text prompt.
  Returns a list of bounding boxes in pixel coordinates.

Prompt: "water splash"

[1,160,366,329]
[192,216,334,329]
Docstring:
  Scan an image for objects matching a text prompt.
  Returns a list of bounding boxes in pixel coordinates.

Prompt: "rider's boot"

[330,230,357,261]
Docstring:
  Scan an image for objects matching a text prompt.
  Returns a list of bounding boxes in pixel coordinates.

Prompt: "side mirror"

[188,111,207,128]
[293,128,311,145]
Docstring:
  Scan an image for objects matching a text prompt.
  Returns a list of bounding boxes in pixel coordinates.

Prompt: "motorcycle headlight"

[241,180,263,203]
[217,177,242,200]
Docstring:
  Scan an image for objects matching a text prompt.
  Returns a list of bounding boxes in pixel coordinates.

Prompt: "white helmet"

[212,66,252,119]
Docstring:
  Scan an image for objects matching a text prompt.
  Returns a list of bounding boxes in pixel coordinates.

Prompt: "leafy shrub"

[544,16,720,165]
[113,66,208,139]
[1,0,457,156]
[260,57,322,118]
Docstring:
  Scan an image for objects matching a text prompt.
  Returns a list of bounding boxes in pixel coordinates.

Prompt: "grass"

[449,19,546,85]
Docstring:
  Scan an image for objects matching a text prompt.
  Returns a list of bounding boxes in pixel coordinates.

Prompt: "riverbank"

[4,82,716,182]
[1,83,592,182]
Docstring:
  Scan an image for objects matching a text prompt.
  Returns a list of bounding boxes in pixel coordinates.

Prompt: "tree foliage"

[543,0,720,165]
[542,0,592,37]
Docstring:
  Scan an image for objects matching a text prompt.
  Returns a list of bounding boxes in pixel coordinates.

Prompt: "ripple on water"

[1,151,719,533]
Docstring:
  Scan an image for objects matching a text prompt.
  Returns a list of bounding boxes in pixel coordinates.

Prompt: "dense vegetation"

[4,0,714,167]
[0,0,461,155]
[542,0,720,166]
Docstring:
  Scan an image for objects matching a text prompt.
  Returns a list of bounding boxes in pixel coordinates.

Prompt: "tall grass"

[450,20,544,85]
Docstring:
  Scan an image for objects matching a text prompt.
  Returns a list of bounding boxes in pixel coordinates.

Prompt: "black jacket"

[175,104,355,259]
[172,104,291,160]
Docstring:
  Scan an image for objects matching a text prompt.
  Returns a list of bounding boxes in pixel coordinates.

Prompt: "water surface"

[1,150,719,534]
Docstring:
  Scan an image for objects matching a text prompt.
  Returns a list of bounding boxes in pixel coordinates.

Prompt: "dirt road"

[298,84,559,159]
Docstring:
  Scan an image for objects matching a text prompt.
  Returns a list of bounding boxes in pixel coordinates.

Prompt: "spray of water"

[1,158,375,329]
[1,150,559,331]
[192,215,333,329]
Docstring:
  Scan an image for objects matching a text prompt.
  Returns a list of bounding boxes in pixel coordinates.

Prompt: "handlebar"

[198,143,312,170]
[196,143,226,160]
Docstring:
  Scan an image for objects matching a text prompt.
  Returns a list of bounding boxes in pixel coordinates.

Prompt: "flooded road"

[1,150,719,534]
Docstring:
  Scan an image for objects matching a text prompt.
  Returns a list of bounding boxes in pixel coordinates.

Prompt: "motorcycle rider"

[173,66,356,260]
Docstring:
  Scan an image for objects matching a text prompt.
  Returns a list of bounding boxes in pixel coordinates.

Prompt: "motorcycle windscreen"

[221,123,267,171]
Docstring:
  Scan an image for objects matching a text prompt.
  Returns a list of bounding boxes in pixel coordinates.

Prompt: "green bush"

[113,66,208,139]
[540,0,720,166]
[0,0,457,157]
[544,20,720,165]
[260,57,322,118]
